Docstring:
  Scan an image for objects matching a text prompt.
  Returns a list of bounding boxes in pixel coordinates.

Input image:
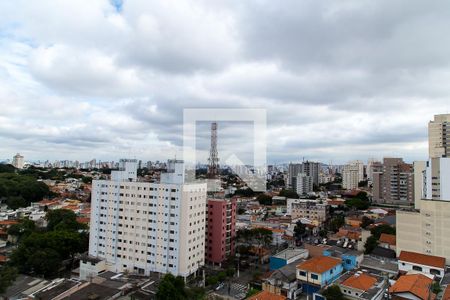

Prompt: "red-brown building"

[205,198,236,264]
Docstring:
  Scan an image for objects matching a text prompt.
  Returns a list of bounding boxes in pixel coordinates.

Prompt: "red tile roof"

[247,291,286,300]
[0,220,19,226]
[76,217,90,224]
[0,255,7,263]
[442,286,450,300]
[341,273,377,292]
[389,274,435,300]
[297,256,342,274]
[379,233,396,246]
[399,251,445,269]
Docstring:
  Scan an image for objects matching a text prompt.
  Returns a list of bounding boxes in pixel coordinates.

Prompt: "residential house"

[398,250,446,278]
[248,290,287,300]
[323,246,364,271]
[269,248,309,271]
[296,256,343,295]
[379,233,396,251]
[263,260,303,299]
[389,274,436,300]
[337,270,387,300]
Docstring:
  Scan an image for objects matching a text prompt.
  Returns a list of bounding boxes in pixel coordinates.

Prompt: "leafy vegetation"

[8,209,88,278]
[156,274,205,300]
[278,189,299,199]
[294,220,306,240]
[0,173,52,209]
[256,194,272,205]
[370,224,395,239]
[345,191,370,210]
[328,215,345,232]
[322,285,345,300]
[361,216,374,229]
[0,266,18,294]
[364,236,379,254]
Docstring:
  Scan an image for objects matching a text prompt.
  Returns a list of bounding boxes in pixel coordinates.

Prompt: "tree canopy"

[322,285,345,300]
[370,224,395,239]
[364,235,379,254]
[278,189,299,199]
[0,173,51,209]
[256,194,272,205]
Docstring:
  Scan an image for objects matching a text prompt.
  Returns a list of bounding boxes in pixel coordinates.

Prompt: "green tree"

[7,218,36,241]
[279,189,299,199]
[364,236,379,254]
[361,216,374,229]
[256,194,272,205]
[345,198,370,210]
[294,221,306,239]
[370,224,395,239]
[156,274,187,300]
[322,285,345,300]
[319,229,328,238]
[329,215,345,232]
[0,266,18,294]
[46,209,83,232]
[6,196,27,210]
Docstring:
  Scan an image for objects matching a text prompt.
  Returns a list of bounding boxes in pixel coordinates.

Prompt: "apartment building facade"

[88,159,207,278]
[372,158,414,206]
[289,199,329,226]
[342,161,364,190]
[205,198,236,265]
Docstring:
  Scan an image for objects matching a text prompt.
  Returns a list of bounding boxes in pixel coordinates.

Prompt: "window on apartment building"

[412,266,423,272]
[311,274,318,280]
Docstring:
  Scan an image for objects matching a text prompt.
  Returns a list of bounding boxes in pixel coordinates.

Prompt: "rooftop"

[399,250,445,269]
[272,248,308,260]
[443,285,450,300]
[61,283,120,300]
[379,233,396,246]
[297,256,342,274]
[341,273,377,291]
[247,290,287,300]
[389,274,435,300]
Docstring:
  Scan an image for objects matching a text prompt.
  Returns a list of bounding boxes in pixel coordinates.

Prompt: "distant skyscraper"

[88,159,207,278]
[372,158,414,205]
[287,161,320,189]
[428,114,450,158]
[12,153,24,169]
[207,122,219,179]
[342,160,364,190]
[293,173,313,195]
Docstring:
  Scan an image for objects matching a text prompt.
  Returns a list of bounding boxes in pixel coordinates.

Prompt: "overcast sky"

[1,0,450,165]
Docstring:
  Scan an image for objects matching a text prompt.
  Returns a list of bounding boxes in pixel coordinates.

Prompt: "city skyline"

[2,1,450,163]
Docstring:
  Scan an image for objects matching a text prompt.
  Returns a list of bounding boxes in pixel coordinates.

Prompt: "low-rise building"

[378,233,396,251]
[337,270,386,300]
[269,248,309,271]
[296,256,343,295]
[248,290,287,300]
[263,260,303,299]
[389,274,436,300]
[323,246,364,271]
[289,200,329,226]
[398,250,446,278]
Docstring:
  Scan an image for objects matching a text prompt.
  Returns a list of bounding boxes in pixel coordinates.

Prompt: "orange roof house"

[442,286,450,300]
[389,274,435,300]
[399,251,445,269]
[341,273,377,292]
[297,256,342,274]
[248,290,286,300]
[379,233,396,246]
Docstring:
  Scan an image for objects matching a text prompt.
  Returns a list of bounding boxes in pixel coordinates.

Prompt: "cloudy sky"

[1,0,450,165]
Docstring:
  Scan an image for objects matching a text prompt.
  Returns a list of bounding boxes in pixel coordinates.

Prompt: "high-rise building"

[428,114,450,158]
[342,160,364,190]
[293,173,313,195]
[88,159,207,278]
[367,159,382,182]
[12,153,24,169]
[287,161,320,189]
[413,161,426,209]
[205,198,236,265]
[397,114,450,263]
[372,158,414,206]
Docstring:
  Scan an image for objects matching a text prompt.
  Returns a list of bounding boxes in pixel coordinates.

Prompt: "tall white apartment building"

[12,153,24,169]
[342,160,364,190]
[397,114,450,264]
[88,159,207,278]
